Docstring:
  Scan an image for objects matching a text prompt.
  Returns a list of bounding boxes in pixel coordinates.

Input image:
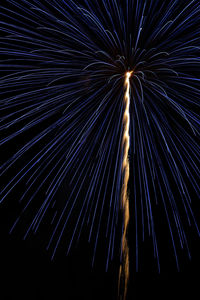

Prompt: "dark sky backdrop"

[0,158,200,300]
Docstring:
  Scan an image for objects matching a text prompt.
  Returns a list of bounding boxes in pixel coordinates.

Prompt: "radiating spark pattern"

[118,71,132,300]
[0,1,200,293]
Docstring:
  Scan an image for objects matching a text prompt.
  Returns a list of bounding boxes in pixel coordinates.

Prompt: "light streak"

[118,71,132,300]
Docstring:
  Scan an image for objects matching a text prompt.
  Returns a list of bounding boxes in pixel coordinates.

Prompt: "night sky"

[0,198,200,299]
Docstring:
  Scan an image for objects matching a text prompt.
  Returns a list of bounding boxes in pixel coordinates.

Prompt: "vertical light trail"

[118,71,132,300]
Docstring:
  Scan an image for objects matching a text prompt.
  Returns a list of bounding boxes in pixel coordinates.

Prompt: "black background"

[0,196,200,300]
[1,155,200,300]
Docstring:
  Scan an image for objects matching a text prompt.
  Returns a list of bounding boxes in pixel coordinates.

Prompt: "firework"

[0,1,200,299]
[118,71,132,300]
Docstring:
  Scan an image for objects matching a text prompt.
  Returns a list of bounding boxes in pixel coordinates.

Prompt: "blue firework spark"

[0,0,200,276]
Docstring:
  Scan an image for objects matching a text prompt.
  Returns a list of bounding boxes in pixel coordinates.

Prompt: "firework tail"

[118,72,132,300]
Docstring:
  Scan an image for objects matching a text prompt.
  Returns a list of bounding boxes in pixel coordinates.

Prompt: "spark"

[118,71,132,300]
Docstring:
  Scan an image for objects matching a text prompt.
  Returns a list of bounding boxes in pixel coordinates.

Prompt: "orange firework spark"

[118,71,132,300]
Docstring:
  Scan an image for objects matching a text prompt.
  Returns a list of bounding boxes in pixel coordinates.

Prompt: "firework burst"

[0,0,200,298]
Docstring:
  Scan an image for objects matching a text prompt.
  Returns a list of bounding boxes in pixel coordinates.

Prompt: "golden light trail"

[118,71,132,300]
